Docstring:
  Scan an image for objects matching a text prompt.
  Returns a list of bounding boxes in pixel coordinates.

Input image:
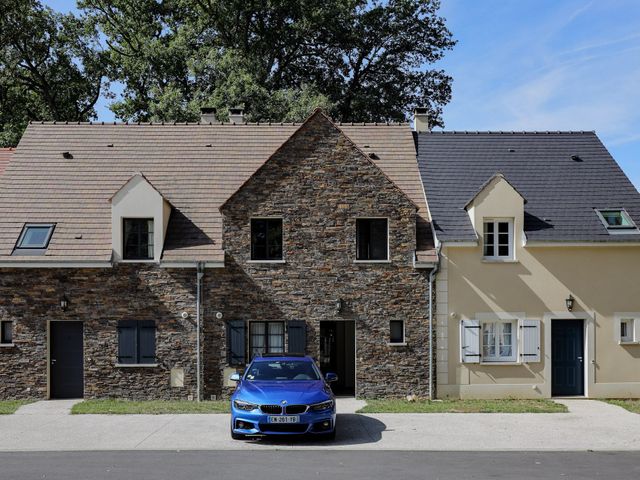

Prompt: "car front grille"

[285,405,308,414]
[260,404,283,415]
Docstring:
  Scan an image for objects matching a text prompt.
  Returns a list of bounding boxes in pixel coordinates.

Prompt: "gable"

[220,109,419,213]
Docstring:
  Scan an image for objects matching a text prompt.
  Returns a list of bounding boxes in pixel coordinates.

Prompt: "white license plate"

[268,416,299,424]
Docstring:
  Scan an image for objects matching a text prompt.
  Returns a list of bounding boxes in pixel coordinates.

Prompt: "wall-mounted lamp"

[565,294,575,312]
[335,298,344,314]
[60,295,69,311]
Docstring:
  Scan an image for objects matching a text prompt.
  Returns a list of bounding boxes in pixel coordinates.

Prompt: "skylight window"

[16,223,55,250]
[595,209,637,231]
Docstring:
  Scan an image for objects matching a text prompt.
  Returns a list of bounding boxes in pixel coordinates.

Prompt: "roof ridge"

[425,130,596,135]
[29,120,410,127]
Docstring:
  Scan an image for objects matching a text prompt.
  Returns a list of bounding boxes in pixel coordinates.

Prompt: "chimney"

[200,107,217,123]
[413,107,430,133]
[229,107,245,124]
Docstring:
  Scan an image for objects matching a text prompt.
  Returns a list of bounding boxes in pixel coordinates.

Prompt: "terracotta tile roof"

[0,148,14,176]
[0,120,433,263]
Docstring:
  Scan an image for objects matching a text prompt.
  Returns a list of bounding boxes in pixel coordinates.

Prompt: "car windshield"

[245,360,320,381]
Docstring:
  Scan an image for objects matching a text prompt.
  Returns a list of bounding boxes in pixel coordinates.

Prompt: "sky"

[44,0,640,189]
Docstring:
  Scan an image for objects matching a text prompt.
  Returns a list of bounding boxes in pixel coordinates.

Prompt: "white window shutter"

[520,319,541,363]
[461,320,481,363]
[634,318,640,342]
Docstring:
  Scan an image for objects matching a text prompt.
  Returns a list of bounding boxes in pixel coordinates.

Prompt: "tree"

[81,0,454,124]
[0,0,106,147]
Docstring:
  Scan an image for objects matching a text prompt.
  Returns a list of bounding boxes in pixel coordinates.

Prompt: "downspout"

[428,244,442,400]
[196,261,204,402]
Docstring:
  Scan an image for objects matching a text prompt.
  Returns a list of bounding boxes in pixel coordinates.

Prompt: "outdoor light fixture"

[335,298,344,313]
[565,294,575,312]
[60,295,69,311]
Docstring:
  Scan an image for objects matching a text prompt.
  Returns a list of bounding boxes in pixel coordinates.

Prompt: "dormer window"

[123,218,154,260]
[595,209,636,230]
[483,219,514,260]
[13,223,55,254]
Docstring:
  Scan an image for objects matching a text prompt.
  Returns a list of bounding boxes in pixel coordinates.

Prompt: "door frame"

[319,319,357,397]
[47,319,84,399]
[543,312,594,398]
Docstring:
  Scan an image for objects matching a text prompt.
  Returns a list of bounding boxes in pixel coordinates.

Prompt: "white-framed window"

[483,219,514,260]
[389,320,405,345]
[249,321,285,359]
[481,320,517,362]
[620,319,634,342]
[616,314,640,343]
[0,320,13,345]
[595,209,637,231]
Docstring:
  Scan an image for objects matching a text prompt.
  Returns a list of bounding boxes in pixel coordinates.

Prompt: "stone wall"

[205,112,432,398]
[0,265,198,400]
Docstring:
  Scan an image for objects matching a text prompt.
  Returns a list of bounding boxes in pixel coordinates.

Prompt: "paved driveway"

[1,399,640,451]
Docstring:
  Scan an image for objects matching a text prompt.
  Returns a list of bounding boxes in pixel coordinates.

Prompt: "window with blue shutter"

[117,320,156,364]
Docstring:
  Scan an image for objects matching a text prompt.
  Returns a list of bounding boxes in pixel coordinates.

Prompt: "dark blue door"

[552,320,584,396]
[50,321,84,398]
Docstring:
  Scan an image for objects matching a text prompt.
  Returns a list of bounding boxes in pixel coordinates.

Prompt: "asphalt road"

[1,451,639,479]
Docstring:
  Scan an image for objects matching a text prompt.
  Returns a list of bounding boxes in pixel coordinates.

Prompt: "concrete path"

[15,399,81,416]
[1,399,640,452]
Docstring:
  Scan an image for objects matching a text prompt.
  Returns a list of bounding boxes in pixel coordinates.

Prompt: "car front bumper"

[231,407,337,436]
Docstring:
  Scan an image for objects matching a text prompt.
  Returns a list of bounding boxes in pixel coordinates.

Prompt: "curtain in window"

[268,322,285,352]
[482,322,514,360]
[250,322,266,358]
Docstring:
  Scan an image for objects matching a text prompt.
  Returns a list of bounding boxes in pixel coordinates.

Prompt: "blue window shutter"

[228,320,246,365]
[117,320,137,364]
[288,320,307,354]
[138,321,156,364]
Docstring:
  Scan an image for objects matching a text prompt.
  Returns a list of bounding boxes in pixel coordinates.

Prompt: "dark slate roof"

[417,131,640,243]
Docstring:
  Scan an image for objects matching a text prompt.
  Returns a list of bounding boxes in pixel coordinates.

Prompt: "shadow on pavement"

[238,414,386,447]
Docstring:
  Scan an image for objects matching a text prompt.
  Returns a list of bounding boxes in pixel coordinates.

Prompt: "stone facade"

[0,265,198,400]
[0,113,433,400]
[205,113,432,398]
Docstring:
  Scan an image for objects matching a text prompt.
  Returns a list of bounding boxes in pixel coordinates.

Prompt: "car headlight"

[310,400,334,411]
[233,399,258,411]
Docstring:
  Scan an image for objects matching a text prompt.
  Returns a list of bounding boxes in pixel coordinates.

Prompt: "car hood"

[234,380,332,405]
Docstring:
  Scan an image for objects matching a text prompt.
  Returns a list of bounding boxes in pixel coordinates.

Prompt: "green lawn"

[71,399,230,415]
[357,398,567,414]
[0,400,32,414]
[604,399,640,414]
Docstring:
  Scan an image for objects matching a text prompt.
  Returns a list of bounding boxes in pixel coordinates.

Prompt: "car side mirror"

[325,372,338,383]
[229,373,241,382]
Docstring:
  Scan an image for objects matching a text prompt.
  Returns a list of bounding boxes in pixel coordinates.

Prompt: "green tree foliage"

[0,0,106,146]
[82,0,454,124]
[1,0,454,146]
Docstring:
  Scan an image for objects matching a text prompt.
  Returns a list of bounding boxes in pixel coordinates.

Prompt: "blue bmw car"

[230,354,337,440]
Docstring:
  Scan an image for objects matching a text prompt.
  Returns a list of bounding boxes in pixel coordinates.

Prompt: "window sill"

[619,341,640,345]
[247,260,286,264]
[479,361,521,366]
[0,343,15,348]
[388,342,407,347]
[481,258,519,264]
[115,363,159,368]
[354,260,391,264]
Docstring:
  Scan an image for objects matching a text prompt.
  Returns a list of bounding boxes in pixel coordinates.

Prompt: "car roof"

[251,355,314,363]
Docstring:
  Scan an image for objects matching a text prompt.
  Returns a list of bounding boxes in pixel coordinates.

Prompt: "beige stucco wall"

[111,175,171,263]
[437,177,640,398]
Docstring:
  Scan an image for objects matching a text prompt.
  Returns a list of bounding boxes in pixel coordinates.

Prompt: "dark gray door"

[552,320,584,396]
[50,321,84,398]
[319,321,355,396]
